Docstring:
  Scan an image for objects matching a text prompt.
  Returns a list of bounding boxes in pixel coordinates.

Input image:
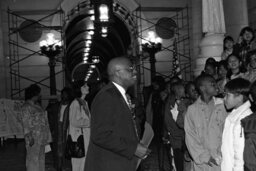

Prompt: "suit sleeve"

[91,92,138,160]
[184,106,211,165]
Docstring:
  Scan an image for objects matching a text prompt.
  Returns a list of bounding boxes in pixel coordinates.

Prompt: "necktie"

[125,94,133,110]
[125,93,139,140]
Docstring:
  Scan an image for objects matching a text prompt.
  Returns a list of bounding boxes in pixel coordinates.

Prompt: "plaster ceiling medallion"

[155,17,177,39]
[19,20,42,43]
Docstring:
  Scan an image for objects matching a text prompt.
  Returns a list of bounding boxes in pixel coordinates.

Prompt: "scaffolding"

[131,6,191,107]
[133,6,191,85]
[7,9,64,100]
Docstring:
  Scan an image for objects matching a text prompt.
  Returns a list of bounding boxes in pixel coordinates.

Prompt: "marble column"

[194,0,226,76]
[223,0,248,40]
[188,0,203,77]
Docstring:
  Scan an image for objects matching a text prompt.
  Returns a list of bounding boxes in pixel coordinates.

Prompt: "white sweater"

[221,101,252,171]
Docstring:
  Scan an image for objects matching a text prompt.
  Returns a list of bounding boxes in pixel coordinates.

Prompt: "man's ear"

[199,85,204,92]
[237,94,245,103]
[115,69,121,78]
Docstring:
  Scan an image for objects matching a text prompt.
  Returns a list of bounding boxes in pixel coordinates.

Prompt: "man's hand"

[134,143,151,159]
[25,133,34,147]
[207,156,219,167]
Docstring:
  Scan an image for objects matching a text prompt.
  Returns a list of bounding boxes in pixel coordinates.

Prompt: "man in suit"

[85,56,150,171]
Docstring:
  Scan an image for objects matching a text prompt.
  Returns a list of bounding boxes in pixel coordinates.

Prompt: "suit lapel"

[109,83,139,140]
[109,82,132,113]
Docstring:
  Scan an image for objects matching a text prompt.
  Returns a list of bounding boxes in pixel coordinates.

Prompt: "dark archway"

[64,7,132,84]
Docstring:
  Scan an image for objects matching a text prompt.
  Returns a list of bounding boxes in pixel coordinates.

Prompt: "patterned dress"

[21,101,51,171]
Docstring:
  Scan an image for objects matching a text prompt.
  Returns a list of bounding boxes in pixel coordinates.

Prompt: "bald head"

[107,57,130,79]
[107,56,136,89]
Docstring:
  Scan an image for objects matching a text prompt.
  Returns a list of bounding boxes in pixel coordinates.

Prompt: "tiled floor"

[140,139,174,171]
[0,138,71,171]
[0,138,173,171]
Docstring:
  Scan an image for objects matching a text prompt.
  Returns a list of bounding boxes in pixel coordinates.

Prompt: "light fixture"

[92,56,100,63]
[88,30,94,35]
[39,33,62,52]
[91,0,113,37]
[90,15,95,21]
[88,9,94,15]
[99,4,109,22]
[101,27,108,33]
[39,32,62,98]
[90,64,96,68]
[84,52,89,57]
[85,40,92,47]
[83,56,88,61]
[101,33,107,37]
[84,47,90,52]
[141,31,162,81]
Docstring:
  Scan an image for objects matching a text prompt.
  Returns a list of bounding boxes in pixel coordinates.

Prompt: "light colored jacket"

[221,101,252,171]
[185,97,227,171]
[69,99,91,155]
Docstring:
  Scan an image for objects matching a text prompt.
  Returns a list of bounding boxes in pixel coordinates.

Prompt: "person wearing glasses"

[85,56,150,171]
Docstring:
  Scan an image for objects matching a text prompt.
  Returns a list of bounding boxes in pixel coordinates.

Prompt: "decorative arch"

[63,0,139,83]
[64,0,137,42]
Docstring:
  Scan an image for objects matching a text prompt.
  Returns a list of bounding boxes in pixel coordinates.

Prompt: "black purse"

[65,129,85,159]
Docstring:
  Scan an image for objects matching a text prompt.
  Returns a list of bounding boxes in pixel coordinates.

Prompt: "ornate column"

[194,0,226,76]
[223,0,248,39]
[48,55,57,96]
[188,0,203,77]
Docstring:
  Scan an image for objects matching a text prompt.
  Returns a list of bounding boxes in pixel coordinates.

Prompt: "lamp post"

[142,31,162,81]
[39,33,62,98]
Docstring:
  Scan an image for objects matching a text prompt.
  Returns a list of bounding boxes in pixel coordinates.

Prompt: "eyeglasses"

[117,66,135,73]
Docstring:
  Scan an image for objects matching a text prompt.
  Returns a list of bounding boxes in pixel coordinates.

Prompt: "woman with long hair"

[221,36,234,60]
[69,80,91,171]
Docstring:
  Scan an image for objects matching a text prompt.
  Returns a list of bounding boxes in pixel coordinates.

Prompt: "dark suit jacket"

[163,95,185,149]
[85,82,139,171]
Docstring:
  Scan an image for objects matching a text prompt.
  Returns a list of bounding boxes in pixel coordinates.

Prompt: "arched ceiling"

[64,7,131,83]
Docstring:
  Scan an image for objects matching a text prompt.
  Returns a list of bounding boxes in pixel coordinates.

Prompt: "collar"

[229,101,252,122]
[112,82,126,95]
[197,96,223,105]
[112,82,128,103]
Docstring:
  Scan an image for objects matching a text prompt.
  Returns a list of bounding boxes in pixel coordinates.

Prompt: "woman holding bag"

[69,81,91,171]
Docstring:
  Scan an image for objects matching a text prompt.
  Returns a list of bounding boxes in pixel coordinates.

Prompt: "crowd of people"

[19,26,256,171]
[144,26,256,171]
